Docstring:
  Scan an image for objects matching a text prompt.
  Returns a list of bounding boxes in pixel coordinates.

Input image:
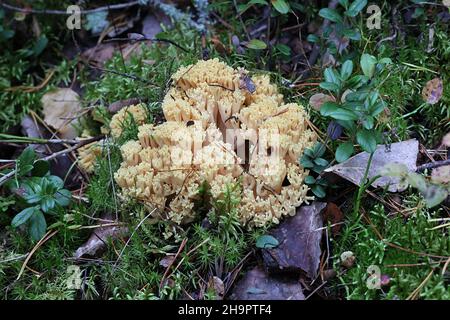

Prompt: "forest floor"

[0,0,449,300]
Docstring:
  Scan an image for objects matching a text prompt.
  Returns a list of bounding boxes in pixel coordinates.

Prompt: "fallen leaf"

[159,254,176,268]
[106,12,140,38]
[322,269,337,281]
[422,77,443,105]
[41,88,82,139]
[142,12,168,39]
[127,33,145,41]
[322,202,344,235]
[108,98,142,113]
[20,115,47,155]
[328,29,349,54]
[261,202,326,278]
[21,116,77,183]
[321,50,336,67]
[327,121,343,140]
[431,166,450,184]
[309,93,336,111]
[324,139,419,192]
[74,214,128,259]
[229,266,305,300]
[207,276,225,300]
[245,39,267,50]
[211,36,228,56]
[81,43,118,66]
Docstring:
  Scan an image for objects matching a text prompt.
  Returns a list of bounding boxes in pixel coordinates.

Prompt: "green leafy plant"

[0,14,71,133]
[6,147,71,241]
[238,0,291,15]
[310,0,368,55]
[300,142,330,198]
[319,54,392,160]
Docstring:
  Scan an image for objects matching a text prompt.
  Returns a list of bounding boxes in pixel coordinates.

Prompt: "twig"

[211,11,234,31]
[416,159,450,172]
[385,263,427,268]
[88,65,158,87]
[17,230,58,280]
[166,237,211,281]
[159,238,188,293]
[41,136,103,161]
[0,1,140,15]
[406,268,435,300]
[0,135,103,187]
[293,0,339,83]
[0,134,99,145]
[223,250,253,295]
[0,253,28,264]
[442,257,450,277]
[104,37,189,53]
[305,269,347,300]
[376,4,400,48]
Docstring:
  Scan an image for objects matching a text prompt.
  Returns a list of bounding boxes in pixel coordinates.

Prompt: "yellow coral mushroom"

[110,104,148,138]
[77,140,103,173]
[114,58,316,227]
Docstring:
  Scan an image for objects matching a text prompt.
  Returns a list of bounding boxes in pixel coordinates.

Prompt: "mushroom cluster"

[77,104,148,173]
[114,59,316,227]
[78,140,102,174]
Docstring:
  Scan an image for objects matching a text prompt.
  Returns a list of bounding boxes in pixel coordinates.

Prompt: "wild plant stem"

[0,1,140,15]
[0,133,96,145]
[416,159,450,172]
[353,152,374,216]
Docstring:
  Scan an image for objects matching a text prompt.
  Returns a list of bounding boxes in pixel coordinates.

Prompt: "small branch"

[159,238,188,293]
[104,37,189,53]
[88,65,158,87]
[0,134,99,145]
[0,1,140,15]
[416,159,450,172]
[17,230,59,280]
[0,136,104,187]
[41,136,103,162]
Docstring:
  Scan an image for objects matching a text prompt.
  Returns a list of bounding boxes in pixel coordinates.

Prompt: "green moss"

[335,194,450,300]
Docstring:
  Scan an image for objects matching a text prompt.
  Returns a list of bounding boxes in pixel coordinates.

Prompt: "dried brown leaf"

[41,88,82,139]
[422,77,443,105]
[309,93,335,111]
[431,165,450,184]
[324,139,419,192]
[229,266,305,300]
[262,202,326,278]
[74,216,128,259]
